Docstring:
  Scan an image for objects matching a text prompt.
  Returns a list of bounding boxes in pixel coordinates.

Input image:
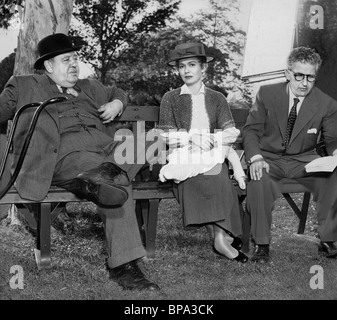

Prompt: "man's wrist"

[113,99,124,116]
[247,155,264,165]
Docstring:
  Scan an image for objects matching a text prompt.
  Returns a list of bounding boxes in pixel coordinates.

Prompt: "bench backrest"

[115,105,249,129]
[0,104,249,189]
[230,108,249,131]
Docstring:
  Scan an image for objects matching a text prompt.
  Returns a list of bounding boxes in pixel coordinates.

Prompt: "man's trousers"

[246,156,337,244]
[52,131,163,268]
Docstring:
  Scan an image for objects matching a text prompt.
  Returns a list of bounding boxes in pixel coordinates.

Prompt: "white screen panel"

[241,0,299,81]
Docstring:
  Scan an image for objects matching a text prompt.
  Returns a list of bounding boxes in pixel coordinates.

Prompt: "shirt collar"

[46,75,79,93]
[287,84,305,105]
[180,83,205,95]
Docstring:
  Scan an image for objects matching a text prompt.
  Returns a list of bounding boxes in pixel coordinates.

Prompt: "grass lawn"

[0,193,336,301]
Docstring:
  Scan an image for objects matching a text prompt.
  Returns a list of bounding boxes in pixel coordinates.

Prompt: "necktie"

[284,97,300,148]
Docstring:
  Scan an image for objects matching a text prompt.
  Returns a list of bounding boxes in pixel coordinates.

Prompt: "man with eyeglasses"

[242,46,337,263]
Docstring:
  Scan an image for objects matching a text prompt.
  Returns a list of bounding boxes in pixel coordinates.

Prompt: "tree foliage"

[69,0,180,84]
[0,51,15,92]
[111,0,252,106]
[113,28,194,105]
[175,0,251,104]
[0,0,252,106]
[0,0,19,29]
[112,27,228,105]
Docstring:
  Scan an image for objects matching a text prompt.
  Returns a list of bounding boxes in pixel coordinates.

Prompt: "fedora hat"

[167,42,214,66]
[34,33,82,70]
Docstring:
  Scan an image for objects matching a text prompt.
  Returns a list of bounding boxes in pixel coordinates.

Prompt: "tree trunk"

[14,0,73,75]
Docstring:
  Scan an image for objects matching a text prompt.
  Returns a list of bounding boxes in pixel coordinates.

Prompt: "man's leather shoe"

[318,241,337,258]
[251,244,270,263]
[109,261,160,291]
[65,163,130,207]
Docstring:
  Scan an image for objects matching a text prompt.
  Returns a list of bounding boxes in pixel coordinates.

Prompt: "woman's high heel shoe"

[232,251,249,263]
[214,225,243,251]
[212,245,249,264]
[231,237,243,251]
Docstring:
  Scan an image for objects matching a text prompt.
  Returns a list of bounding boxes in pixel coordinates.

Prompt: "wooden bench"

[0,101,313,269]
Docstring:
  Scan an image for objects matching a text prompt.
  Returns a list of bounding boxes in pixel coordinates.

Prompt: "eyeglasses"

[288,70,316,82]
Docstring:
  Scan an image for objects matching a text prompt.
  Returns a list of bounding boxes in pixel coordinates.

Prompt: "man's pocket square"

[307,128,317,134]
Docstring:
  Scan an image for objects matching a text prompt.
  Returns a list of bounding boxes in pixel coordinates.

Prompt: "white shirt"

[288,84,305,115]
[180,83,209,133]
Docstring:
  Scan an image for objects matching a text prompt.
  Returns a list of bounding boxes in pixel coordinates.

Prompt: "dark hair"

[175,56,207,68]
[287,47,322,71]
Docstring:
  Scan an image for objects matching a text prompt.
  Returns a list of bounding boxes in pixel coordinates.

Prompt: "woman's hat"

[34,33,82,70]
[167,42,214,66]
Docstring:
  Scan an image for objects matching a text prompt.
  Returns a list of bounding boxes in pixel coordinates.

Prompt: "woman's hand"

[190,133,215,151]
[235,176,246,189]
[98,99,123,124]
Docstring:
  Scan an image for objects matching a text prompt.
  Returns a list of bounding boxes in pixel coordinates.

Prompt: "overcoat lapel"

[77,79,95,102]
[31,74,57,102]
[31,74,60,123]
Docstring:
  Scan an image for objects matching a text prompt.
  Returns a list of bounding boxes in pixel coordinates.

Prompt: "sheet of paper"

[305,156,337,173]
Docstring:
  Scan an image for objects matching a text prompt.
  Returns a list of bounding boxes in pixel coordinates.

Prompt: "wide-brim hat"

[167,42,214,66]
[34,33,82,70]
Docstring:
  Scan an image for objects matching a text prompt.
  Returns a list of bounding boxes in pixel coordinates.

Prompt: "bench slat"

[0,182,175,204]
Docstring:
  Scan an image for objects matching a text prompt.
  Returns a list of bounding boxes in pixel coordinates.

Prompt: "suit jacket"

[242,82,337,162]
[0,74,128,201]
[158,86,235,133]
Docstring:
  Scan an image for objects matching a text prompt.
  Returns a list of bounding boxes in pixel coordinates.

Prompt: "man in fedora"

[0,33,161,291]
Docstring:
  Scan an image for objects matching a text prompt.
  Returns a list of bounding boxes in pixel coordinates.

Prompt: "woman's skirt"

[173,162,242,236]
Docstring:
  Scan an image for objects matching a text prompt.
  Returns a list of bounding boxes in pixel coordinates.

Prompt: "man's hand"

[190,133,215,151]
[249,159,270,180]
[98,99,123,124]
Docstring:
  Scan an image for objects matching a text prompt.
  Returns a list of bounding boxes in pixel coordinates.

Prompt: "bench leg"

[297,192,310,234]
[34,203,52,270]
[282,192,311,234]
[19,204,37,231]
[135,200,146,246]
[143,199,159,259]
[50,203,64,223]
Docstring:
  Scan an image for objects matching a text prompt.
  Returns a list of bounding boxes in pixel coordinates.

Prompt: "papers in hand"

[305,156,337,173]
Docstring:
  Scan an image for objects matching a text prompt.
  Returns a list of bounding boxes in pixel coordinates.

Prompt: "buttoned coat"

[0,74,127,201]
[242,82,337,162]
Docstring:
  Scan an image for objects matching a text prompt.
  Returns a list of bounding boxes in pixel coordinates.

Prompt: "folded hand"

[98,100,123,124]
